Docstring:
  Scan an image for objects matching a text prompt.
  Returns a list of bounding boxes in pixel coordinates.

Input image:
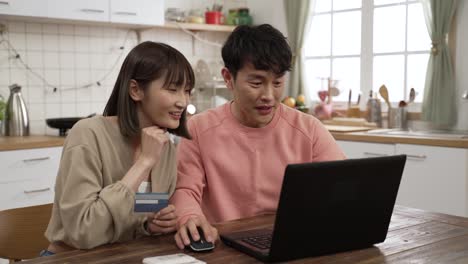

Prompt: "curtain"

[420,0,458,126]
[284,0,315,103]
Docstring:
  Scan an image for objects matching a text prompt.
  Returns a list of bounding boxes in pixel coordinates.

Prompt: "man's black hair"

[221,24,292,79]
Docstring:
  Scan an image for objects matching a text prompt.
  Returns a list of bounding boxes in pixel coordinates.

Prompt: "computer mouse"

[186,226,215,252]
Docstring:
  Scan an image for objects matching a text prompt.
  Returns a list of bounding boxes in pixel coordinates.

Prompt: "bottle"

[237,8,252,25]
[366,90,382,127]
[2,84,30,136]
[226,9,239,25]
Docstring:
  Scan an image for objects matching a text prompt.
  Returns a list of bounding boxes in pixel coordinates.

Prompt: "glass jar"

[226,9,239,25]
[237,8,252,25]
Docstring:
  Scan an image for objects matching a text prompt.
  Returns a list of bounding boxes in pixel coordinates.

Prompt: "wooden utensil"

[348,89,352,108]
[409,88,416,104]
[379,85,391,109]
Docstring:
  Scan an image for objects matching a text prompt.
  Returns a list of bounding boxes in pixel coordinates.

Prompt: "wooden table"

[24,206,468,263]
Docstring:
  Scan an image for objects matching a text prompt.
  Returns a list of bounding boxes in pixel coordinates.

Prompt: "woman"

[43,41,194,254]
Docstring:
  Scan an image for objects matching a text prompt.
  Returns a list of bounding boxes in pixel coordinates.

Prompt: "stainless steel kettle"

[2,84,30,136]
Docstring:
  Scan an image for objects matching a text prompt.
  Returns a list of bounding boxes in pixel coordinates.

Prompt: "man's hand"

[174,215,218,249]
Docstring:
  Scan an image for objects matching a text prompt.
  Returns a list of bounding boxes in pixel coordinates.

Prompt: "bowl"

[46,114,95,136]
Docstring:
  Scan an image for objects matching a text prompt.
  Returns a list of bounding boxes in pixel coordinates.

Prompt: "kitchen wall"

[0,0,285,136]
[0,21,133,135]
[455,0,468,131]
[0,21,228,135]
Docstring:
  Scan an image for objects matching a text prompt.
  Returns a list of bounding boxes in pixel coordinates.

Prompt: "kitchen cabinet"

[395,144,468,217]
[47,0,109,22]
[0,0,47,17]
[336,140,395,159]
[110,0,164,26]
[336,140,468,217]
[0,146,62,210]
[0,0,233,32]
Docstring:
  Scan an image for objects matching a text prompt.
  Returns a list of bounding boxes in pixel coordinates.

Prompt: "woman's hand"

[138,126,169,169]
[147,205,178,235]
[122,126,169,191]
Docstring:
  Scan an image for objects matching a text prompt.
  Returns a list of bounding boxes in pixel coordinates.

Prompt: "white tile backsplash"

[91,101,106,114]
[59,25,74,35]
[28,103,45,121]
[60,89,76,103]
[76,87,91,103]
[45,89,61,104]
[27,71,45,86]
[0,70,10,85]
[43,52,60,67]
[75,36,89,53]
[28,86,45,104]
[75,54,90,69]
[77,102,91,116]
[42,24,59,35]
[61,103,76,116]
[75,70,90,85]
[8,33,27,50]
[26,51,43,69]
[26,34,43,51]
[59,52,75,69]
[30,120,46,135]
[59,70,75,86]
[43,34,60,52]
[7,21,26,33]
[45,103,61,118]
[74,26,90,37]
[59,35,74,52]
[26,23,42,34]
[91,85,108,101]
[0,20,226,135]
[43,69,60,86]
[10,69,27,84]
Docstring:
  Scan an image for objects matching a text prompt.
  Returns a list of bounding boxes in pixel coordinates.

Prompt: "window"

[304,0,430,106]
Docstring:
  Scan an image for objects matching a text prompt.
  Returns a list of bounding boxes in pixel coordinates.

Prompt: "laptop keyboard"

[241,233,272,250]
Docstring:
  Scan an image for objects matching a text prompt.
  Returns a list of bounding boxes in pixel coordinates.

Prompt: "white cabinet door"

[110,0,164,25]
[47,0,109,22]
[336,140,395,159]
[395,144,468,217]
[0,147,62,210]
[0,0,47,17]
[0,179,55,210]
[0,147,62,183]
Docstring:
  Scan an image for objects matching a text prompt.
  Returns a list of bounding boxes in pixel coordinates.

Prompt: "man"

[171,24,345,249]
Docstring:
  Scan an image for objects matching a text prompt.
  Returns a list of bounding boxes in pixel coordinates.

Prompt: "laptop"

[220,155,407,263]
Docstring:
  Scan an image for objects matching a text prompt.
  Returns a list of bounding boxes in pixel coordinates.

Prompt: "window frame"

[305,0,430,111]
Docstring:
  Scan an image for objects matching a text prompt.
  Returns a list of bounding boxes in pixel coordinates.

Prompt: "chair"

[0,204,53,263]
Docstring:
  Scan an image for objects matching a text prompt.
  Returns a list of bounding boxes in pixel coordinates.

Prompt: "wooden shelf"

[161,22,236,32]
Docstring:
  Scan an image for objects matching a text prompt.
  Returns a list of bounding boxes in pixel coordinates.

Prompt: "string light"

[0,29,135,93]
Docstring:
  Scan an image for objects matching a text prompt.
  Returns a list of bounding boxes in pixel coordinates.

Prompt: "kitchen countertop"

[332,131,468,148]
[0,136,65,151]
[1,130,467,151]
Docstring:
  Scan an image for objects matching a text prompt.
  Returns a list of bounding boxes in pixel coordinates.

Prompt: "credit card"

[134,193,169,213]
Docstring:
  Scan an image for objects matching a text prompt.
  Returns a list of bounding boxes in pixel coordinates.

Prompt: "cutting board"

[323,117,377,128]
[324,125,375,133]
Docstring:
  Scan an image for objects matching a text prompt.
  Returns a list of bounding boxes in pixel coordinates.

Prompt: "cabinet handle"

[24,187,50,194]
[363,152,388,157]
[80,8,105,14]
[406,154,427,161]
[0,1,9,6]
[22,157,50,163]
[114,11,137,16]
